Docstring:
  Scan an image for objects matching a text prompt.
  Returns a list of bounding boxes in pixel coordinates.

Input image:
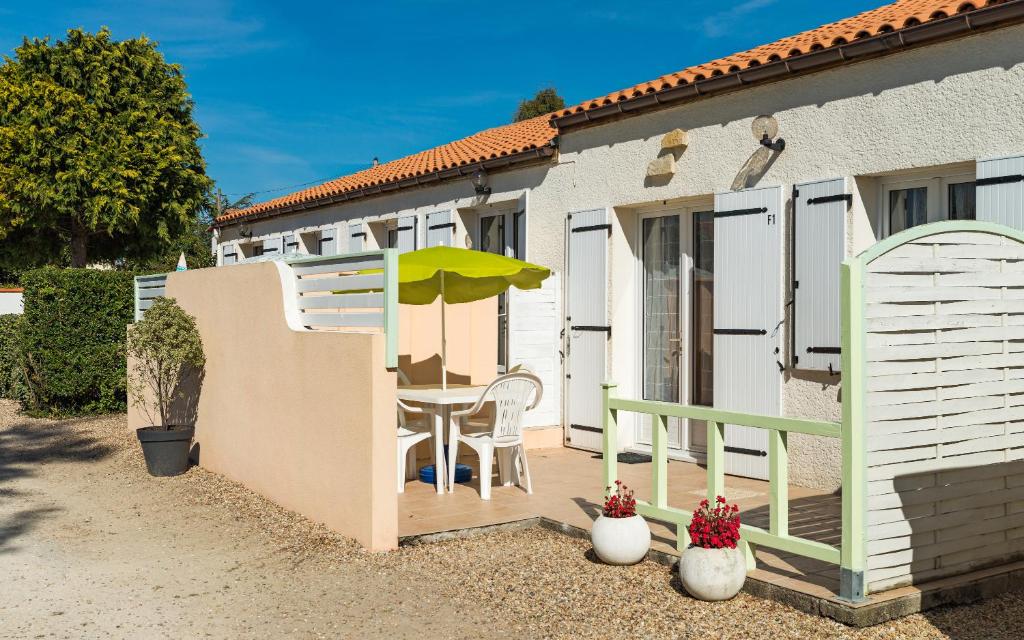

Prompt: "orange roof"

[215,114,556,224]
[556,0,1011,119]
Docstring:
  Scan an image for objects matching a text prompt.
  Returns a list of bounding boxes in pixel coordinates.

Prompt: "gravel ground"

[1,401,1022,639]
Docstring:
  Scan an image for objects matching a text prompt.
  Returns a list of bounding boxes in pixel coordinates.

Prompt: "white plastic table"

[396,385,487,494]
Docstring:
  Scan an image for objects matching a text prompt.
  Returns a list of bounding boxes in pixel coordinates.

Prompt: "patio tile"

[398,446,843,599]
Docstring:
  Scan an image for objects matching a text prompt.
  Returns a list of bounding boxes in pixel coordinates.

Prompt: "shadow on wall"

[398,354,471,387]
[0,414,114,552]
[871,460,1024,594]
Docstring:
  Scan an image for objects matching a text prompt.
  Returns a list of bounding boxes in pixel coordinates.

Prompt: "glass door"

[635,208,712,458]
[637,212,684,449]
[480,212,510,374]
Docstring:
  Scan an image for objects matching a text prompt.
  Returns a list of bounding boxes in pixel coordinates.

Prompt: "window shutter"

[348,221,366,253]
[713,185,783,481]
[262,236,283,255]
[425,210,455,247]
[318,227,337,256]
[283,233,299,255]
[792,178,847,373]
[565,208,609,452]
[221,243,238,265]
[977,155,1024,229]
[396,215,417,253]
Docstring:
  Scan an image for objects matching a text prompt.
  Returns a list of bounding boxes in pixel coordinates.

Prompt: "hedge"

[0,313,27,402]
[19,267,135,414]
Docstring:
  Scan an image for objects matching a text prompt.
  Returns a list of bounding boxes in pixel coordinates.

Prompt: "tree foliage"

[513,87,566,122]
[19,266,135,414]
[127,297,205,428]
[0,28,212,269]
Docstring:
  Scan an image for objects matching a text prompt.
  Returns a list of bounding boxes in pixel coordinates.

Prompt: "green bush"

[0,313,28,402]
[19,267,135,414]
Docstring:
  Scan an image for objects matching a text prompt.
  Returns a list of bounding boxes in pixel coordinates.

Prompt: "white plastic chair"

[396,368,433,493]
[448,372,542,500]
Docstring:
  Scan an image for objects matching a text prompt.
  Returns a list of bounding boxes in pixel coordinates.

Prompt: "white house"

[212,0,1024,489]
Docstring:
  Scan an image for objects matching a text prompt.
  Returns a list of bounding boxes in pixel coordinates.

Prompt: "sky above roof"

[1,0,882,202]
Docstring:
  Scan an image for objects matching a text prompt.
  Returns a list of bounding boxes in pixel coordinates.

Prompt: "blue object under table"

[420,462,472,485]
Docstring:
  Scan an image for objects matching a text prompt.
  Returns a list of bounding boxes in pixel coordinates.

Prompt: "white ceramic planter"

[678,545,747,601]
[591,514,651,565]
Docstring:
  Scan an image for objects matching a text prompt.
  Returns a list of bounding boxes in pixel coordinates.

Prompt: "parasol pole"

[441,272,447,390]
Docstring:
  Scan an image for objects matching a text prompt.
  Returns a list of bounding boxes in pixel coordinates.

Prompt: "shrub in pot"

[127,297,205,477]
[591,480,651,565]
[678,496,746,601]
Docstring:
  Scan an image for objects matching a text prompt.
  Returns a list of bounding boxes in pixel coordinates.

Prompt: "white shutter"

[396,215,417,253]
[793,178,847,373]
[425,210,455,247]
[348,221,366,253]
[566,208,609,451]
[283,233,299,255]
[318,227,337,256]
[713,185,783,481]
[509,274,560,428]
[262,236,283,256]
[221,243,238,265]
[977,155,1024,229]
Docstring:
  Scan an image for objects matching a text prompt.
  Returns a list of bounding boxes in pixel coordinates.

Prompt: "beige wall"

[127,262,398,551]
[397,298,497,386]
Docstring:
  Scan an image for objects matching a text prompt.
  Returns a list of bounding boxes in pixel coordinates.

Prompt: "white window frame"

[630,200,712,463]
[878,169,976,238]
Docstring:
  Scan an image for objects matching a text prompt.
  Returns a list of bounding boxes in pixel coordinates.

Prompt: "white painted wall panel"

[566,209,608,451]
[0,292,23,315]
[977,155,1024,230]
[509,274,561,429]
[793,178,846,372]
[713,186,783,480]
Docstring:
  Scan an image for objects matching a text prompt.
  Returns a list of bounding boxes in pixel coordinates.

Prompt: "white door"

[713,186,783,480]
[565,209,609,450]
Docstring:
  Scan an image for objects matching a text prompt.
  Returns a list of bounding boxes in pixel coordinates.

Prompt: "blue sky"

[1,0,881,203]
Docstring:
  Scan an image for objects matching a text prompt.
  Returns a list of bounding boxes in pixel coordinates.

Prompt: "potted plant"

[591,480,651,565]
[678,496,746,601]
[127,297,205,477]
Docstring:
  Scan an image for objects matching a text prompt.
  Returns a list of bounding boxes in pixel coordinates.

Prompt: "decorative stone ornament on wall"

[646,128,689,179]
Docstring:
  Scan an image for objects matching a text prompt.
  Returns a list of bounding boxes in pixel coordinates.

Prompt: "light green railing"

[601,384,864,600]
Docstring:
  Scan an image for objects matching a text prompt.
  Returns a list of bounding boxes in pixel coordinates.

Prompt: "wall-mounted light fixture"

[473,168,492,196]
[759,132,786,152]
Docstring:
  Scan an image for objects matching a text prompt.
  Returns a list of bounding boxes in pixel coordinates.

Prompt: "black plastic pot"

[136,425,195,477]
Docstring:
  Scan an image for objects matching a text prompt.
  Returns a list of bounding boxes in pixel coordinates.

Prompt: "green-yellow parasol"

[398,246,551,388]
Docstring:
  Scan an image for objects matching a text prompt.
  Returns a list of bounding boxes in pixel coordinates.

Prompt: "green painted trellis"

[601,220,1019,602]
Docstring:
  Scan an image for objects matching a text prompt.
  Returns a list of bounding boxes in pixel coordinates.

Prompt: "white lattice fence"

[862,226,1024,592]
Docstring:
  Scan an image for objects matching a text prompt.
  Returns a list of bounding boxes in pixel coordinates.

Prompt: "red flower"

[603,481,638,518]
[686,495,742,550]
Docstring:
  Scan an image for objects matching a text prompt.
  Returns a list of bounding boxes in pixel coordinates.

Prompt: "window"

[879,171,977,237]
[387,224,399,249]
[949,182,977,220]
[889,187,928,235]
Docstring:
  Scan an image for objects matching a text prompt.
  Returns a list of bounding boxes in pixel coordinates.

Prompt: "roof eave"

[212,145,556,229]
[551,1,1024,131]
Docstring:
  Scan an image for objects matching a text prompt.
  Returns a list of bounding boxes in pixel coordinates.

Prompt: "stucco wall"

[525,24,1024,490]
[212,24,1024,490]
[126,263,398,551]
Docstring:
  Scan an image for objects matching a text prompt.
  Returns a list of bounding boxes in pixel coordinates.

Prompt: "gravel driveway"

[1,401,1021,639]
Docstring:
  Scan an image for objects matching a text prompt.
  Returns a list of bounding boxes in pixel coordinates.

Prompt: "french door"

[479,208,524,374]
[634,207,712,459]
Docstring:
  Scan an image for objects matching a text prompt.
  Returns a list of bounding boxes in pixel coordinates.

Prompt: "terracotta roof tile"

[215,114,555,224]
[555,0,1003,119]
